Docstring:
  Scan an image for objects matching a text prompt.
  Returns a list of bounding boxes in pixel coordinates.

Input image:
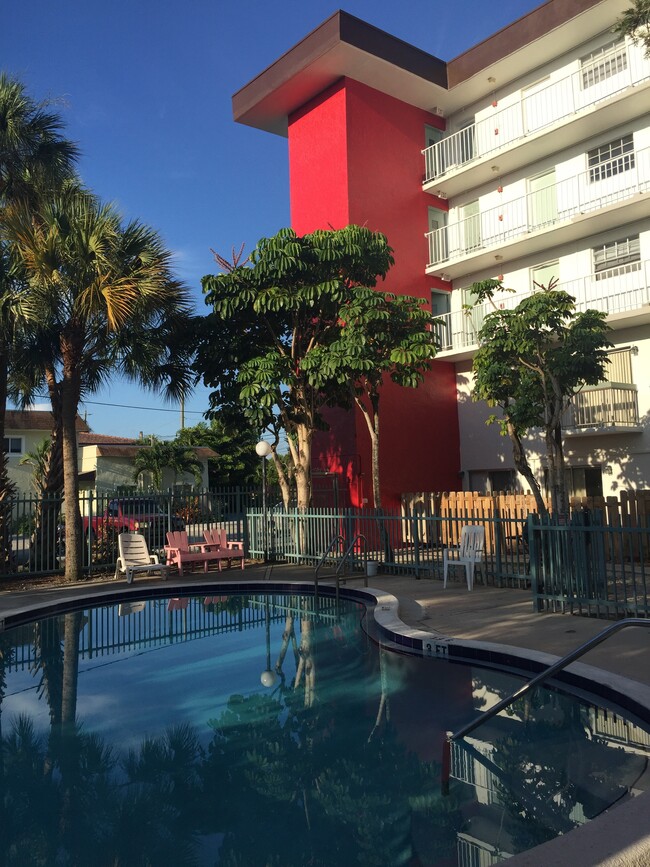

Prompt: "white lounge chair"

[443,525,485,591]
[116,532,169,584]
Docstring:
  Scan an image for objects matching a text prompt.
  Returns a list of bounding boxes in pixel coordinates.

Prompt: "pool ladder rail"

[314,534,368,597]
[442,617,650,793]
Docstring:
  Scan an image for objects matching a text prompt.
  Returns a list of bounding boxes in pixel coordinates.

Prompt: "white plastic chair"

[443,526,485,591]
[116,533,169,584]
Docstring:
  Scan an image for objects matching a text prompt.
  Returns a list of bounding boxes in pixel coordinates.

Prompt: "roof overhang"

[233,0,628,136]
[232,10,447,137]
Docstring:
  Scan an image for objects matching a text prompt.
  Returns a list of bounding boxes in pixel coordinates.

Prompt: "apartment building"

[233,0,650,506]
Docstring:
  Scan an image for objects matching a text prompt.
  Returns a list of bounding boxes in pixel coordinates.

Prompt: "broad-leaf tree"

[616,0,650,56]
[469,279,611,518]
[303,288,437,509]
[5,181,193,580]
[198,225,394,510]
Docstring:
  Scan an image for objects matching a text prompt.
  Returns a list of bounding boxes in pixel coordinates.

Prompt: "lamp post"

[255,440,272,561]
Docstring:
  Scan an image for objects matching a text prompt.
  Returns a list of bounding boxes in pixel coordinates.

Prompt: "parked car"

[83,498,185,548]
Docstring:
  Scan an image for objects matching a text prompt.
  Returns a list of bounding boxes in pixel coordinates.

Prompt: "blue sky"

[3,0,540,439]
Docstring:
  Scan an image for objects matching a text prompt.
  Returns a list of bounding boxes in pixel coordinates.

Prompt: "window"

[424,125,441,150]
[431,290,451,350]
[3,437,23,456]
[531,260,559,291]
[603,347,634,385]
[588,134,634,182]
[581,40,627,89]
[468,470,516,494]
[593,235,640,280]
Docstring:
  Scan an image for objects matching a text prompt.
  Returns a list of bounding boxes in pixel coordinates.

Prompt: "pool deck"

[2,563,650,866]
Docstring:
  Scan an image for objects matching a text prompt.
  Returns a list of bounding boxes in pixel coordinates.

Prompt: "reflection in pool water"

[0,592,648,866]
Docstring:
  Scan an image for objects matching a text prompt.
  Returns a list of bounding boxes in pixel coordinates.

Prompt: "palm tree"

[0,73,77,572]
[133,437,204,491]
[18,437,51,495]
[4,181,194,580]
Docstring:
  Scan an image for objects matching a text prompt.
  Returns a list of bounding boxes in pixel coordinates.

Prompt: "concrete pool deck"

[2,562,650,866]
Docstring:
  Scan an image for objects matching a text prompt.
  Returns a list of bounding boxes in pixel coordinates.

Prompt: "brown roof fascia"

[232,10,446,130]
[95,445,218,459]
[447,0,604,88]
[6,410,90,433]
[78,432,137,445]
[338,11,447,86]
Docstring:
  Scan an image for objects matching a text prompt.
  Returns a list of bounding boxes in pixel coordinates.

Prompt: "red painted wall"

[288,78,460,510]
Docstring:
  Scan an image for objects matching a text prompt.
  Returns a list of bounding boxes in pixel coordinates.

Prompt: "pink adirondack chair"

[164,530,229,576]
[203,527,245,570]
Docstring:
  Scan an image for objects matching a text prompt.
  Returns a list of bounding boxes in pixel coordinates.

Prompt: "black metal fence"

[3,487,258,579]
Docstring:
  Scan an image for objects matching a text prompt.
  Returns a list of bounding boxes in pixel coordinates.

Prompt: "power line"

[82,399,206,415]
[28,394,207,416]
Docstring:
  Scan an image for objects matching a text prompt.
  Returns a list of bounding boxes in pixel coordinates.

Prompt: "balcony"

[425,146,650,277]
[432,259,650,360]
[563,385,640,434]
[423,41,650,197]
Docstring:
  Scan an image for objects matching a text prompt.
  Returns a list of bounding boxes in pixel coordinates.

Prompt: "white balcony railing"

[432,259,650,354]
[425,146,650,269]
[423,40,650,184]
[563,385,639,429]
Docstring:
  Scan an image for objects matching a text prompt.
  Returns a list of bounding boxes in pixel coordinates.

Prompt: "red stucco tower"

[233,12,461,510]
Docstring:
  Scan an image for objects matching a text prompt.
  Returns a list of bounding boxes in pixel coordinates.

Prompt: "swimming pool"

[1,589,648,866]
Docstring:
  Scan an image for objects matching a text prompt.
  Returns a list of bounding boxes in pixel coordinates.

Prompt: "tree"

[615,0,650,56]
[133,437,204,491]
[175,414,260,486]
[303,288,437,509]
[18,437,51,495]
[4,181,193,580]
[197,225,394,510]
[469,279,611,517]
[0,73,77,571]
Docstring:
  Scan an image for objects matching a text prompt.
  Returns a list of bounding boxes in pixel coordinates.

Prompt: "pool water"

[1,592,648,866]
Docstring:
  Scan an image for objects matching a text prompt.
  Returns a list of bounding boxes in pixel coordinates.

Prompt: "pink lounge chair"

[203,527,246,570]
[164,530,230,576]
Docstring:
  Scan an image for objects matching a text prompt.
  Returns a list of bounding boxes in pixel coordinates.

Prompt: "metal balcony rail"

[446,618,650,744]
[423,41,650,184]
[563,384,639,429]
[433,259,650,354]
[426,145,650,268]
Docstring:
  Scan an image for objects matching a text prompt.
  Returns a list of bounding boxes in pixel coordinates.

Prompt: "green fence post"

[528,513,542,611]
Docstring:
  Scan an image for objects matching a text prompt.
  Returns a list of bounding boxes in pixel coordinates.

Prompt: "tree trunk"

[0,346,16,573]
[271,452,292,511]
[546,423,568,519]
[60,356,83,582]
[506,418,548,519]
[294,423,312,511]
[370,407,381,511]
[29,378,64,570]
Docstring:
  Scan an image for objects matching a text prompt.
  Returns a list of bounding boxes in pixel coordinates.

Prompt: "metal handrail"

[335,534,368,578]
[335,534,368,600]
[448,618,650,743]
[314,535,345,585]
